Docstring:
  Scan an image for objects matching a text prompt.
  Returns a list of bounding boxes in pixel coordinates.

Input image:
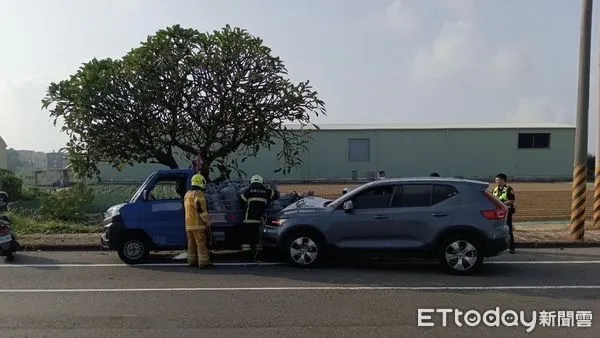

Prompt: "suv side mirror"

[343,200,354,212]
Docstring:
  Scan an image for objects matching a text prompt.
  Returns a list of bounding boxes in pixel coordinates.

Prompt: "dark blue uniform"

[239,183,279,249]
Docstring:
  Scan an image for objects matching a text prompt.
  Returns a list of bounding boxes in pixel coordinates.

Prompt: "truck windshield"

[130,174,155,202]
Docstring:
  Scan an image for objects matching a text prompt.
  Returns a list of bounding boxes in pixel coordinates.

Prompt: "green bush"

[39,184,94,222]
[5,211,101,235]
[21,187,46,201]
[0,169,23,201]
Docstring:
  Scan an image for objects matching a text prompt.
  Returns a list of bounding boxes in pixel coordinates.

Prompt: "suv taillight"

[481,191,508,220]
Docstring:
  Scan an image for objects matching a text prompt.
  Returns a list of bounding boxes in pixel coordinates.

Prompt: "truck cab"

[101,169,241,264]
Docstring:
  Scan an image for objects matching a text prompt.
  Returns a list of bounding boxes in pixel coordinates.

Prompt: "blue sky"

[0,0,599,152]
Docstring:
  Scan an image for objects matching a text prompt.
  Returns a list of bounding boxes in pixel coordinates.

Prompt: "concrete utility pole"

[595,20,600,230]
[571,0,594,240]
[595,130,600,229]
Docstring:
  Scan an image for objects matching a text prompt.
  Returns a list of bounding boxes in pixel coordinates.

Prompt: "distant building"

[0,136,7,170]
[46,152,68,169]
[95,122,576,183]
[34,168,70,187]
[16,150,47,170]
[232,122,576,181]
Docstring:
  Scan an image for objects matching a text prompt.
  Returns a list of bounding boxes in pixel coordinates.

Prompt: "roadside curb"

[19,245,106,252]
[516,242,600,248]
[17,245,257,258]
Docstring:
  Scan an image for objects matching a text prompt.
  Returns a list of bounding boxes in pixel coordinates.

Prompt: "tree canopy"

[42,24,325,180]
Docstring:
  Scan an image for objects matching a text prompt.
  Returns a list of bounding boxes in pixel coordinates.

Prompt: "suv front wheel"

[438,235,484,275]
[283,232,323,268]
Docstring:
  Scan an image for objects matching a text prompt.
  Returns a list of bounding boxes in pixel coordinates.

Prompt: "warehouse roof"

[284,122,575,131]
[0,135,6,148]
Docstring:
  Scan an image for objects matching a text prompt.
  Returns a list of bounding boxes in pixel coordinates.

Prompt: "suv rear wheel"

[117,234,150,265]
[283,232,324,268]
[438,235,484,275]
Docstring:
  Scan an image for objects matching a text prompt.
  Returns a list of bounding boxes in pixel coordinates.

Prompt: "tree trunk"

[156,153,179,169]
[200,166,211,183]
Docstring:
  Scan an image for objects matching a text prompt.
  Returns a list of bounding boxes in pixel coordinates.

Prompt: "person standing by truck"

[183,174,214,268]
[240,174,279,259]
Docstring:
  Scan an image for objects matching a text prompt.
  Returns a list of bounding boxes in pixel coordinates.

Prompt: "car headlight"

[268,218,287,227]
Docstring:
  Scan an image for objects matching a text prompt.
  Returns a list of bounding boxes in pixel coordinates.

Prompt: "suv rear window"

[432,184,458,205]
[391,184,458,207]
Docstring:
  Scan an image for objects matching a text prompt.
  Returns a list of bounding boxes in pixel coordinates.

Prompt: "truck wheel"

[117,235,150,265]
[283,231,324,268]
[438,235,484,275]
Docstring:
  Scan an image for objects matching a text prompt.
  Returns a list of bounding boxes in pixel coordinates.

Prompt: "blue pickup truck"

[101,169,265,264]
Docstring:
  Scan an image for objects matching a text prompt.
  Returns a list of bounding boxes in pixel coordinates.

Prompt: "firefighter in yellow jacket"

[184,174,213,268]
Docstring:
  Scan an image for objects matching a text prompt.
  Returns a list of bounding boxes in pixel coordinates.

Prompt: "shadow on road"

[132,256,517,284]
[2,253,61,270]
[127,252,600,301]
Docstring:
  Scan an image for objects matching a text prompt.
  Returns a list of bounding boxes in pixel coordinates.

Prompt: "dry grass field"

[278,182,590,223]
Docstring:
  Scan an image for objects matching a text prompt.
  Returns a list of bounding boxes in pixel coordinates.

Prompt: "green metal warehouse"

[234,122,575,182]
[96,122,575,182]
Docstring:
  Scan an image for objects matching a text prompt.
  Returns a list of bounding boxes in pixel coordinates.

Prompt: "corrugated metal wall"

[97,127,575,182]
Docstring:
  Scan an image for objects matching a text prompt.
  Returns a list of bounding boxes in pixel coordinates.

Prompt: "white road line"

[0,262,284,268]
[487,260,600,264]
[1,260,600,268]
[0,285,598,293]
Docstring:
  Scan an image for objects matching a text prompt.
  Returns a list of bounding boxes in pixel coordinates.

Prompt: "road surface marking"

[2,259,600,268]
[0,285,598,293]
[2,260,600,268]
[486,260,600,264]
[0,262,284,268]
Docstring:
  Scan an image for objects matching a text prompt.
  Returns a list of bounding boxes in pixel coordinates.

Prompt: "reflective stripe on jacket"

[241,183,278,223]
[492,186,510,202]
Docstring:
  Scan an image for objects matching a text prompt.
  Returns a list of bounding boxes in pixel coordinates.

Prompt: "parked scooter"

[0,215,19,262]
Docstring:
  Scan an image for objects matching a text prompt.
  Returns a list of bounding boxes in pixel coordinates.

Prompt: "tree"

[0,169,23,201]
[42,25,325,180]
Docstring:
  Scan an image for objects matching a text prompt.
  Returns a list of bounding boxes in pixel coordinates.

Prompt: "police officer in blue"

[492,173,516,253]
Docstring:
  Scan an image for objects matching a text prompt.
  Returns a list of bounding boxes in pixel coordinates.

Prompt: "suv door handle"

[432,212,447,217]
[374,215,389,220]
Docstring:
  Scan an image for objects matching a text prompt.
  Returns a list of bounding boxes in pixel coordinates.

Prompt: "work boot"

[198,263,214,269]
[188,261,198,267]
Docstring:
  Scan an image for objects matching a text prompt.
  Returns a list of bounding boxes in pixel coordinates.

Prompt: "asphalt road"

[0,249,600,337]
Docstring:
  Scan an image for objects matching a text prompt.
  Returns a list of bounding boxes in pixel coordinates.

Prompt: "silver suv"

[261,177,509,275]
